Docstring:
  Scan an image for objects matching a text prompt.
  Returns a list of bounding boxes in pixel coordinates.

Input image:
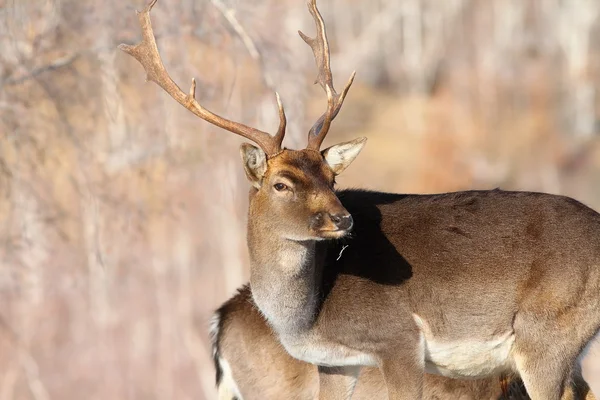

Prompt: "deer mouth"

[310,212,353,239]
[315,228,351,239]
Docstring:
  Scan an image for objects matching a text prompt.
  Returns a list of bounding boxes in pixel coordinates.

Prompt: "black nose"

[330,213,353,231]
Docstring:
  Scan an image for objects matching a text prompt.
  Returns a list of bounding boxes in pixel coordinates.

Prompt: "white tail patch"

[209,312,221,360]
[210,311,244,400]
[217,356,243,400]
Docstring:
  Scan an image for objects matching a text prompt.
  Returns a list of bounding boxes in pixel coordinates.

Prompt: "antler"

[299,0,355,151]
[119,0,286,157]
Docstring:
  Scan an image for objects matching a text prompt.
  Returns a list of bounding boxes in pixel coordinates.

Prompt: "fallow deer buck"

[211,285,596,400]
[120,0,600,399]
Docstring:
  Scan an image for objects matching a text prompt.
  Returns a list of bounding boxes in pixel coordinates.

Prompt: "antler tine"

[119,0,286,157]
[299,0,356,151]
[273,92,287,148]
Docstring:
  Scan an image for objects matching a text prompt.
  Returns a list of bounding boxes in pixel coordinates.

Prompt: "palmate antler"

[119,0,286,157]
[299,0,356,151]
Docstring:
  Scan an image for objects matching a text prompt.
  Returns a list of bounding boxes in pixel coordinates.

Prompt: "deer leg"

[513,351,569,400]
[318,366,361,400]
[378,340,425,400]
[511,293,600,400]
[565,374,591,400]
[578,330,600,399]
[372,324,425,399]
[379,357,424,400]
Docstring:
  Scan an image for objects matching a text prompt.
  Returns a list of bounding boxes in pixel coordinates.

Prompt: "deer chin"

[284,230,349,242]
[314,228,351,240]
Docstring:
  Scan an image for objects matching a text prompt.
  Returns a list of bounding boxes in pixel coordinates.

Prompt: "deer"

[120,0,600,399]
[210,284,596,400]
[210,283,505,400]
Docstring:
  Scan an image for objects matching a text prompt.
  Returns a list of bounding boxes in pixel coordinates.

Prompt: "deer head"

[119,0,365,241]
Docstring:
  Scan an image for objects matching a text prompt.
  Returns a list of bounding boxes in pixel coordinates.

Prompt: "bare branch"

[0,53,79,89]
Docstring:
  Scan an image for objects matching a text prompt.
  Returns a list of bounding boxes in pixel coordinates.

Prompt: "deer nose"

[330,213,353,231]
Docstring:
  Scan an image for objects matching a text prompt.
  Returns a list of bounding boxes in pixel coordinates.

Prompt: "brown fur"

[243,148,600,400]
[212,286,595,400]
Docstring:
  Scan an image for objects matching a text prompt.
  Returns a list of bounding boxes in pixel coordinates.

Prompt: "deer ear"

[322,137,367,175]
[240,143,268,189]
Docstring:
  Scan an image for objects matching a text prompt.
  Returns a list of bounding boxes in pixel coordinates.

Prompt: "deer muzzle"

[310,211,353,237]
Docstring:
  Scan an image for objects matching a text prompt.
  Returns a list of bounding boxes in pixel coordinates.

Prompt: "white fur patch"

[210,312,244,399]
[417,330,426,369]
[324,147,347,167]
[578,330,600,398]
[323,137,366,174]
[413,314,515,378]
[281,334,377,368]
[218,356,244,400]
[209,312,221,359]
[276,246,310,269]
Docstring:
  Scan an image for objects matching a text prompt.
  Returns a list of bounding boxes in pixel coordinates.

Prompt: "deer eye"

[273,183,288,191]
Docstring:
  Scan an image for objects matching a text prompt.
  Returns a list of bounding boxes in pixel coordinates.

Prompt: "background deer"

[211,285,596,400]
[120,0,600,399]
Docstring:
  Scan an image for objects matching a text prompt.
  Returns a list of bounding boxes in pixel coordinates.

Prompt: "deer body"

[212,284,596,400]
[212,284,507,400]
[121,1,600,398]
[248,180,600,399]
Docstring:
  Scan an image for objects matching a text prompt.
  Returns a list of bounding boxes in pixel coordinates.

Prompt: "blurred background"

[1,0,599,398]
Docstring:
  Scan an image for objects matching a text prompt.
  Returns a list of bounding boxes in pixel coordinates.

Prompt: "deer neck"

[247,220,321,336]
